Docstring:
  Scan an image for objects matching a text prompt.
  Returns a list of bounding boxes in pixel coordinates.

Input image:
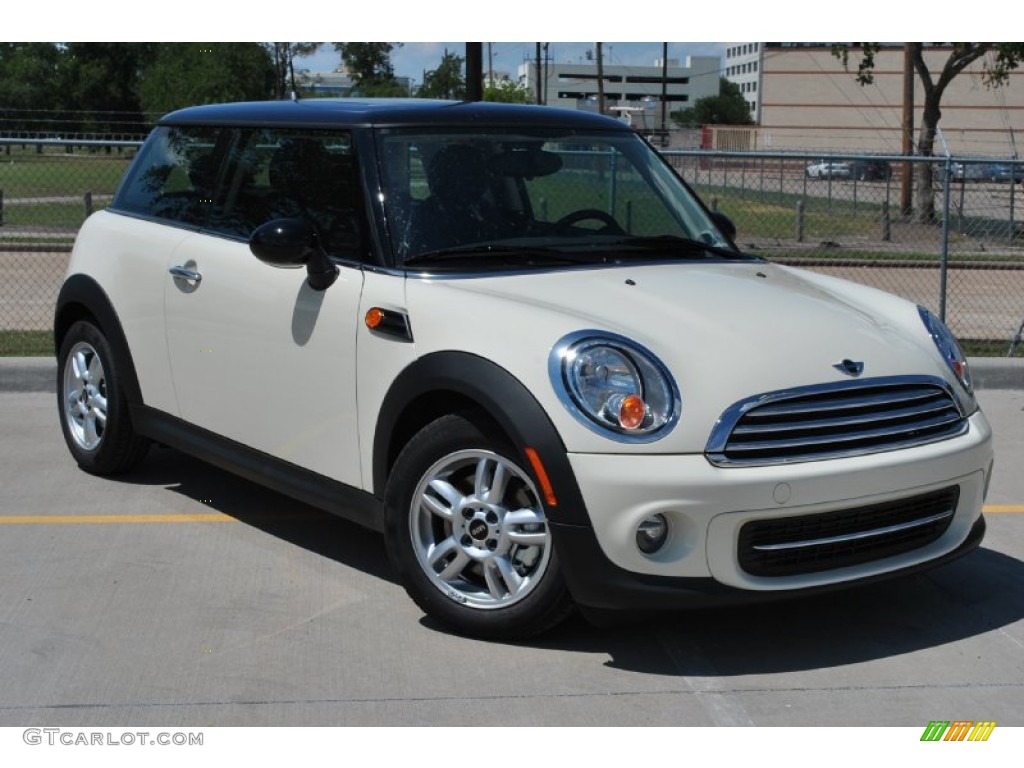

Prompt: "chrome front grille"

[706,376,967,467]
[737,486,960,577]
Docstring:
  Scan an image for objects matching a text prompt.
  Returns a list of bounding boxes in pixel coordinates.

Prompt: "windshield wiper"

[402,243,603,267]
[595,234,753,260]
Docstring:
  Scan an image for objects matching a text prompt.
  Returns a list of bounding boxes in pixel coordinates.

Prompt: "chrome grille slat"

[750,510,954,551]
[706,375,967,467]
[726,411,965,453]
[738,486,960,576]
[731,400,959,435]
[744,387,944,418]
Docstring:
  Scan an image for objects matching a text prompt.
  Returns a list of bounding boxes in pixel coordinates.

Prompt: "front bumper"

[551,410,993,610]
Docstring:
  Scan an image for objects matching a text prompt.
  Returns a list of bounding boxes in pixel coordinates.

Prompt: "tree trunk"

[916,91,943,223]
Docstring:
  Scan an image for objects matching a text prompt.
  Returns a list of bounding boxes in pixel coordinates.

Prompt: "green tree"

[139,43,275,117]
[419,50,465,99]
[0,43,65,131]
[61,43,158,132]
[267,43,321,99]
[333,42,405,96]
[483,78,532,104]
[834,43,1024,223]
[670,78,752,127]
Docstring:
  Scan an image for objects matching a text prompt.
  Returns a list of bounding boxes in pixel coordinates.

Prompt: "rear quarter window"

[114,126,223,226]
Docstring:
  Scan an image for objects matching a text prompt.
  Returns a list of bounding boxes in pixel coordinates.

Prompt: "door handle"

[169,266,202,284]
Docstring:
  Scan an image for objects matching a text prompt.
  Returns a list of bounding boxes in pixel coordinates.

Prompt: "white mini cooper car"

[56,99,993,639]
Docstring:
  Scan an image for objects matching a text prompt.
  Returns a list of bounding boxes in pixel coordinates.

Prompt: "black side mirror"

[710,211,737,243]
[249,218,339,291]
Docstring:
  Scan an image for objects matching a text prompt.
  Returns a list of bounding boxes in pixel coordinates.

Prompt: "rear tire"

[384,413,573,639]
[57,320,149,475]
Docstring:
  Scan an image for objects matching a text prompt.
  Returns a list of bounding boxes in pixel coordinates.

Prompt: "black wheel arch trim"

[54,273,144,406]
[373,351,591,527]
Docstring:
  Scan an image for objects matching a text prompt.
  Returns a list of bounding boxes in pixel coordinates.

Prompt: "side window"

[208,128,366,259]
[114,126,225,226]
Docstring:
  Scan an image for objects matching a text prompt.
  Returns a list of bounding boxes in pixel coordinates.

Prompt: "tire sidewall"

[57,320,144,475]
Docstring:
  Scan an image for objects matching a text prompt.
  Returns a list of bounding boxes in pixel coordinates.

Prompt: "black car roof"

[159,98,632,132]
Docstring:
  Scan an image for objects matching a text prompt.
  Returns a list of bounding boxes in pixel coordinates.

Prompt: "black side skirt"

[132,405,384,532]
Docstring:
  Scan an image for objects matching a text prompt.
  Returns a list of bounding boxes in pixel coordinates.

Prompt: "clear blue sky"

[299,43,726,83]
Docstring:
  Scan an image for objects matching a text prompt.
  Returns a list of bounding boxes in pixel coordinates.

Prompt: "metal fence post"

[1009,176,1017,246]
[939,158,952,322]
[881,201,890,242]
[84,191,93,218]
[796,199,805,242]
[0,189,4,227]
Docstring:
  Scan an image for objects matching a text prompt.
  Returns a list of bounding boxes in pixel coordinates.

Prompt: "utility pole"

[596,42,606,115]
[901,43,915,217]
[466,43,483,101]
[488,42,493,88]
[535,43,542,105]
[660,42,668,137]
[542,43,550,105]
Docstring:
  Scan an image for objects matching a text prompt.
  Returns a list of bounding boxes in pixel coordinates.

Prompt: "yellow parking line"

[0,507,1019,525]
[0,513,235,524]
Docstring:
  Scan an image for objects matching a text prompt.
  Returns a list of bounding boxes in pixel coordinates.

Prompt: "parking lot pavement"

[0,390,1022,727]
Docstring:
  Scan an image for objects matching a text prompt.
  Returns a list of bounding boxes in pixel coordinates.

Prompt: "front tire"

[57,320,148,475]
[384,413,573,639]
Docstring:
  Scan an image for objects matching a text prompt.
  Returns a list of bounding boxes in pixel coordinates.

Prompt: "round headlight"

[549,331,680,442]
[918,307,973,394]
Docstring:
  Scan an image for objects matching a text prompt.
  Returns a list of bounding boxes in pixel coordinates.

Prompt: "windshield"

[376,127,735,267]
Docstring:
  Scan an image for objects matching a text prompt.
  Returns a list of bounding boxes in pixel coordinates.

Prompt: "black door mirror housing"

[250,218,339,291]
[710,211,737,243]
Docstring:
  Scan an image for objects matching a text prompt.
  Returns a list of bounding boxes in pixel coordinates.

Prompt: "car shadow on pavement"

[118,445,397,585]
[518,547,1024,676]
[117,446,1023,675]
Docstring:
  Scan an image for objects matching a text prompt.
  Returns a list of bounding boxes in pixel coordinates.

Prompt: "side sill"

[132,405,384,532]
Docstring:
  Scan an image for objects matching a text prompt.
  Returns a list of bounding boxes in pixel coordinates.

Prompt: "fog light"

[636,513,669,555]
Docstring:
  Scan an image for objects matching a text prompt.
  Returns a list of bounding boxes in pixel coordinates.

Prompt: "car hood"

[405,261,965,453]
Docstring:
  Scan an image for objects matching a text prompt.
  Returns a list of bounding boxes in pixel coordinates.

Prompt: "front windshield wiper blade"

[402,243,602,267]
[596,234,754,260]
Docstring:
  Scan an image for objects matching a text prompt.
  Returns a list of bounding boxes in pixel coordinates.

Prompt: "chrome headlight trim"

[548,330,681,443]
[918,306,973,395]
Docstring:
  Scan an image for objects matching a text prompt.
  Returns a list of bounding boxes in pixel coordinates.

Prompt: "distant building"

[518,56,720,132]
[302,70,412,98]
[723,43,764,121]
[302,70,356,97]
[722,43,1024,156]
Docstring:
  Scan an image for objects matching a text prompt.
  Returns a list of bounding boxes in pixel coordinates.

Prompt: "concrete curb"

[2,355,1021,394]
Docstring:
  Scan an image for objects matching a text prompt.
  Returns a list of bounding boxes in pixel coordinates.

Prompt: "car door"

[163,126,367,487]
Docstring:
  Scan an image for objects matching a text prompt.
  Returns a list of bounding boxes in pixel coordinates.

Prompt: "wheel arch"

[54,274,143,406]
[372,351,589,526]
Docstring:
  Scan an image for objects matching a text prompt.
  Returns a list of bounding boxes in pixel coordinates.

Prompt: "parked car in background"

[55,99,994,639]
[940,162,985,182]
[805,159,850,179]
[987,163,1024,183]
[847,158,892,181]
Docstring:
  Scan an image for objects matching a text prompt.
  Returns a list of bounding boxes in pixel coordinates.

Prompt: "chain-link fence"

[2,138,1023,357]
[1,138,138,355]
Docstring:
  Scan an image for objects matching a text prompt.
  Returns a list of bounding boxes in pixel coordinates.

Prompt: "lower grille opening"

[738,486,960,577]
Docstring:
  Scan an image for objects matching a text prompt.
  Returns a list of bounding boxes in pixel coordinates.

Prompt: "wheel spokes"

[411,448,551,610]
